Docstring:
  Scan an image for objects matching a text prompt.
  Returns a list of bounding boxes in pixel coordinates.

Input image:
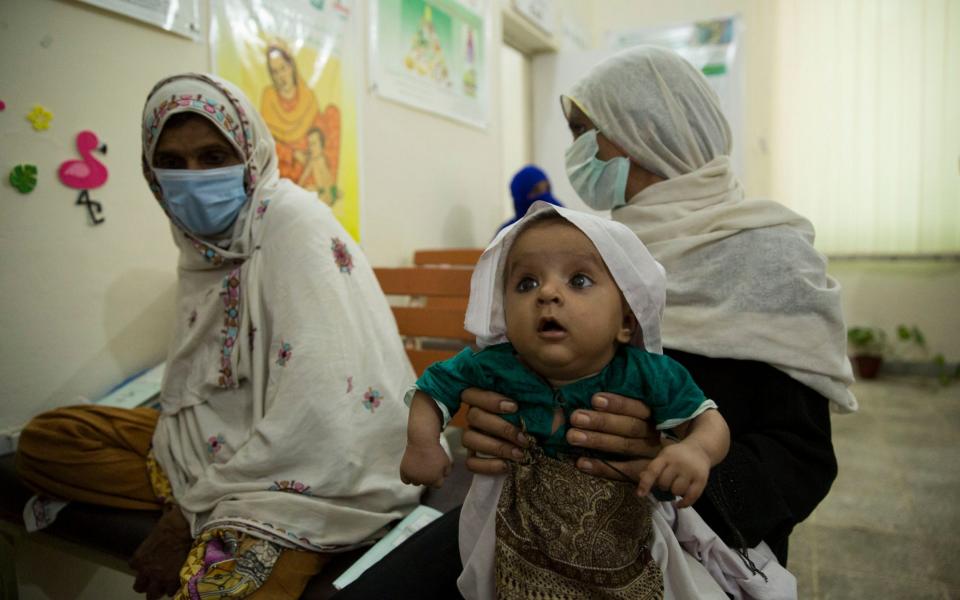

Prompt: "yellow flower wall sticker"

[26,105,53,131]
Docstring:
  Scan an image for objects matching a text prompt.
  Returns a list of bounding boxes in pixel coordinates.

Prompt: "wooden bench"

[374,248,483,428]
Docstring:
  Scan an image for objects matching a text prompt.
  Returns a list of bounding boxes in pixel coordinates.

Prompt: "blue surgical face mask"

[564,129,630,211]
[154,165,248,236]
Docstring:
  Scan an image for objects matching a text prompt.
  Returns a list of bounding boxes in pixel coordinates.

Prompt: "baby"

[401,202,730,598]
[296,127,335,203]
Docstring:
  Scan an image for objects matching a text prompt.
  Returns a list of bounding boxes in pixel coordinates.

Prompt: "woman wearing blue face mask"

[16,73,422,600]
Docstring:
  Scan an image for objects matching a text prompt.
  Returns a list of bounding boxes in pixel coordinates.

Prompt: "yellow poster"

[212,0,361,239]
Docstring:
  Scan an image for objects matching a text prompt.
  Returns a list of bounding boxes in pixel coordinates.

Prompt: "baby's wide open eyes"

[515,277,539,293]
[570,273,594,289]
[513,272,595,293]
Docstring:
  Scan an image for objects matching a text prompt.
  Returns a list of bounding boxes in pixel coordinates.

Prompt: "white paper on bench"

[95,363,166,409]
[23,495,70,532]
[332,504,443,590]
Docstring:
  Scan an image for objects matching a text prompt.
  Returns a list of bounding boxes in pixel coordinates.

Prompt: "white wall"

[0,0,201,429]
[830,260,960,361]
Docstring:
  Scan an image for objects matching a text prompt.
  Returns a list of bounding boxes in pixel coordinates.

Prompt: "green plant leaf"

[897,324,910,340]
[912,326,926,346]
[9,164,38,193]
[847,326,888,355]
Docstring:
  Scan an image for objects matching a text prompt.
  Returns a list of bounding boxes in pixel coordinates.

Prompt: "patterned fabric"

[146,449,174,504]
[362,387,382,412]
[219,269,242,388]
[175,529,281,600]
[330,237,353,273]
[495,444,664,599]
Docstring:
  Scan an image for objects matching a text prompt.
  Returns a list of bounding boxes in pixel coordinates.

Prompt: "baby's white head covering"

[562,45,731,179]
[465,201,666,353]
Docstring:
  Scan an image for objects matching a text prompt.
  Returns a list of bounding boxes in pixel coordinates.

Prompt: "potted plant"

[847,326,887,379]
[848,323,959,384]
[894,324,960,385]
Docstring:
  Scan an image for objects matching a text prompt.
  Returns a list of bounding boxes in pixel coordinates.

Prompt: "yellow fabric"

[260,79,320,144]
[174,530,261,599]
[146,450,175,505]
[174,529,327,600]
[15,405,162,510]
[246,549,329,599]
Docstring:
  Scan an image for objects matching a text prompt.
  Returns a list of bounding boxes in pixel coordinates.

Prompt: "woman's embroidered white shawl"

[141,73,420,549]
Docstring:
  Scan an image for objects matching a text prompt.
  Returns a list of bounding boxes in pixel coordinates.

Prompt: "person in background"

[496,165,563,233]
[333,45,852,599]
[15,73,421,600]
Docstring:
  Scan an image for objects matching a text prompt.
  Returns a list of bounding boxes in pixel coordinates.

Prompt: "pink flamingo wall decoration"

[58,130,109,225]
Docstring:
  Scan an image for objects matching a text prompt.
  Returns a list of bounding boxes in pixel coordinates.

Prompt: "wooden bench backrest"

[375,249,483,427]
[413,248,483,266]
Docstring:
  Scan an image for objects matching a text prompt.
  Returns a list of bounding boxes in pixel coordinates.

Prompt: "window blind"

[770,0,959,255]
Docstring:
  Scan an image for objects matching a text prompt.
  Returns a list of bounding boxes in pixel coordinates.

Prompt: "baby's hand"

[400,442,451,488]
[636,440,711,508]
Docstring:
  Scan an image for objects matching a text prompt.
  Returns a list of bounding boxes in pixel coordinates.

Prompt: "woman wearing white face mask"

[16,73,422,600]
[464,45,854,565]
[334,47,853,599]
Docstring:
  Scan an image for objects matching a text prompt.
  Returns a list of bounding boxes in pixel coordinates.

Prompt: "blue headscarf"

[497,165,563,233]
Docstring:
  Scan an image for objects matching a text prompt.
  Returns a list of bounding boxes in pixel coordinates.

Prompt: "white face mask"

[564,129,630,211]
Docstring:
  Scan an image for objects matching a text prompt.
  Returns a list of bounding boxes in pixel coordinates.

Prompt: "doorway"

[499,43,533,227]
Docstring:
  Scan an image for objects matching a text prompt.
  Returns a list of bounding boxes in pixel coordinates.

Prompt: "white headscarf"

[142,74,421,549]
[465,201,666,354]
[565,47,857,412]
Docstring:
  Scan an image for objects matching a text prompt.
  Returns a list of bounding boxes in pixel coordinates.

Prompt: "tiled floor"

[789,377,960,599]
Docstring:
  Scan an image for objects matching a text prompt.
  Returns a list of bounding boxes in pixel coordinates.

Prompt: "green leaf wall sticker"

[10,164,38,194]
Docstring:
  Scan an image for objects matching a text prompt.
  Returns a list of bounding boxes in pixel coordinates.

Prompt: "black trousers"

[331,506,464,599]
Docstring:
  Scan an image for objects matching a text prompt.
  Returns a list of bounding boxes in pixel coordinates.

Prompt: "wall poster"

[369,0,490,128]
[212,0,362,239]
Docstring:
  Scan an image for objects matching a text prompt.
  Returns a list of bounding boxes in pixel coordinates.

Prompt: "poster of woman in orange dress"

[212,0,361,239]
[261,43,342,206]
